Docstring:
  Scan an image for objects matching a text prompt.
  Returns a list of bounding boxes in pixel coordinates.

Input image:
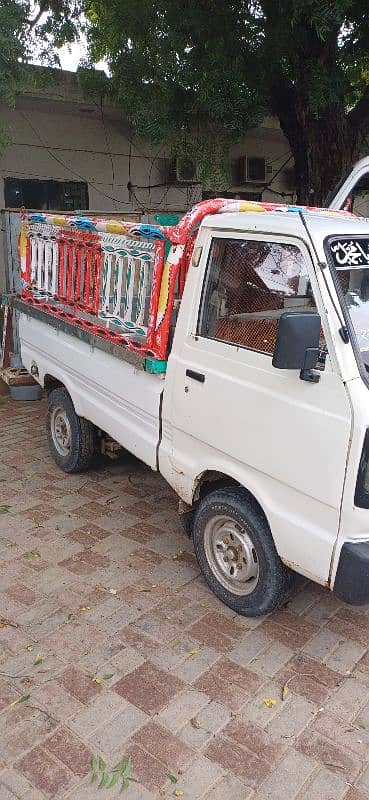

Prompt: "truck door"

[328,156,369,215]
[163,231,352,584]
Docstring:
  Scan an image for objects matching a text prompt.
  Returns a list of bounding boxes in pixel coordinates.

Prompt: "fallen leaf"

[263,698,277,708]
[26,645,34,652]
[282,685,289,701]
[92,677,102,685]
[166,772,178,784]
[64,613,73,623]
[10,694,30,707]
[0,618,18,629]
[79,605,91,612]
[103,673,113,680]
[108,588,117,595]
[186,649,199,658]
[22,549,41,559]
[190,718,202,729]
[33,654,43,666]
[98,771,109,789]
[356,720,367,730]
[0,504,11,514]
[174,790,184,797]
[172,554,178,560]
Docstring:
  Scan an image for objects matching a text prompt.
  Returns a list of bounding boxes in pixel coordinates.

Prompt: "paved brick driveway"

[1,397,369,799]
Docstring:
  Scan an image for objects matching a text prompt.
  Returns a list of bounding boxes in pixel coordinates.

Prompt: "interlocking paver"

[2,397,369,799]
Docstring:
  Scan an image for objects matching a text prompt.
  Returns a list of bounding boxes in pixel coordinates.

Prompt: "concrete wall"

[0,68,294,292]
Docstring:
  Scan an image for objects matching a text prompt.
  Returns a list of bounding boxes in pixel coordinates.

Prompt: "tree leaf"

[98,756,106,772]
[167,772,178,783]
[10,694,30,707]
[22,548,41,559]
[98,771,109,789]
[33,654,42,666]
[107,773,119,788]
[103,674,114,680]
[121,776,130,791]
[91,756,98,772]
[356,720,367,730]
[112,759,125,773]
[0,504,11,513]
[122,756,132,780]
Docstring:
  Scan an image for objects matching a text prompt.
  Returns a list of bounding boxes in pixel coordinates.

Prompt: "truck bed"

[17,300,164,471]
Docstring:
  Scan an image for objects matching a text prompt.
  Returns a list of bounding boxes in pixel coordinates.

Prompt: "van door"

[328,156,369,215]
[163,232,352,583]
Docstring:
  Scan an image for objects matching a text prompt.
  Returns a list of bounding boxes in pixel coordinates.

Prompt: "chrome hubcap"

[50,406,71,456]
[204,515,259,595]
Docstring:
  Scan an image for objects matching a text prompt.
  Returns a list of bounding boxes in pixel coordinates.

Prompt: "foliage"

[83,0,369,199]
[90,755,136,791]
[0,1,83,151]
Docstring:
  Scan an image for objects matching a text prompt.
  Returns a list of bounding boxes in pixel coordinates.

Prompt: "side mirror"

[272,312,321,383]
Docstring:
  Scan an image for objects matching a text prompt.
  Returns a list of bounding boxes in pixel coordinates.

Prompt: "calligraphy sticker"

[330,238,369,268]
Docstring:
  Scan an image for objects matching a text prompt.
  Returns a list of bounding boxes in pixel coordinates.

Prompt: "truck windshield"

[329,238,369,369]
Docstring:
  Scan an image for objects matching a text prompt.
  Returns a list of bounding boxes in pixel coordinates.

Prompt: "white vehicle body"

[17,163,369,610]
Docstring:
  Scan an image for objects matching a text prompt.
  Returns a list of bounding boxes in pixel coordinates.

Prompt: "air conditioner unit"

[231,156,267,185]
[169,157,197,184]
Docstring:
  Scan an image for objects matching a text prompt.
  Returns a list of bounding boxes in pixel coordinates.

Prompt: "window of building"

[198,237,318,355]
[4,178,89,211]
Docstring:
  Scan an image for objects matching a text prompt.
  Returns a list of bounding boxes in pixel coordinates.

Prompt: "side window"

[342,174,369,216]
[198,237,317,355]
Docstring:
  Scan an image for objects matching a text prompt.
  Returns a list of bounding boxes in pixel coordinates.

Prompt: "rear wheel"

[192,487,290,616]
[46,387,95,473]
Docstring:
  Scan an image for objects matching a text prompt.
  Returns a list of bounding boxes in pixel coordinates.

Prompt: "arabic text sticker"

[330,239,369,268]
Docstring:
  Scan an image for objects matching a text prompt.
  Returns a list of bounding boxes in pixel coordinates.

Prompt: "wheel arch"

[192,469,271,530]
[44,374,65,395]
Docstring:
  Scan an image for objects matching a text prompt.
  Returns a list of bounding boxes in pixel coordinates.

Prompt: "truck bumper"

[333,541,369,605]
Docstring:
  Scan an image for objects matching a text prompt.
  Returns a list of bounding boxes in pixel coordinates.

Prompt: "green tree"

[0,0,82,148]
[83,0,369,203]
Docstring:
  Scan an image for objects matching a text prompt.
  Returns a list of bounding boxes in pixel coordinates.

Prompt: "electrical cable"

[18,109,151,207]
[100,95,117,208]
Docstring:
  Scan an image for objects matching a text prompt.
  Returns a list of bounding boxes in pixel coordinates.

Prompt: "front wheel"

[192,487,290,616]
[46,387,95,473]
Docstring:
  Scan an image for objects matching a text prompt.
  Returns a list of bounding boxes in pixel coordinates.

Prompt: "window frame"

[4,177,89,212]
[195,230,318,358]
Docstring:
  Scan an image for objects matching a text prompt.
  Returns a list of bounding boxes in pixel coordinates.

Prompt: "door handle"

[186,369,205,383]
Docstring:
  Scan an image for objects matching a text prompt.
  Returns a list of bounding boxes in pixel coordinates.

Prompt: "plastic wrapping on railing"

[146,239,166,352]
[19,198,354,364]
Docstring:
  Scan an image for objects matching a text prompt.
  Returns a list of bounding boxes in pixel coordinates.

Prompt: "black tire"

[192,487,290,616]
[46,387,95,473]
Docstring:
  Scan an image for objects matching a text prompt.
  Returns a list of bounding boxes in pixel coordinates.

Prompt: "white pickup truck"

[13,158,369,616]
